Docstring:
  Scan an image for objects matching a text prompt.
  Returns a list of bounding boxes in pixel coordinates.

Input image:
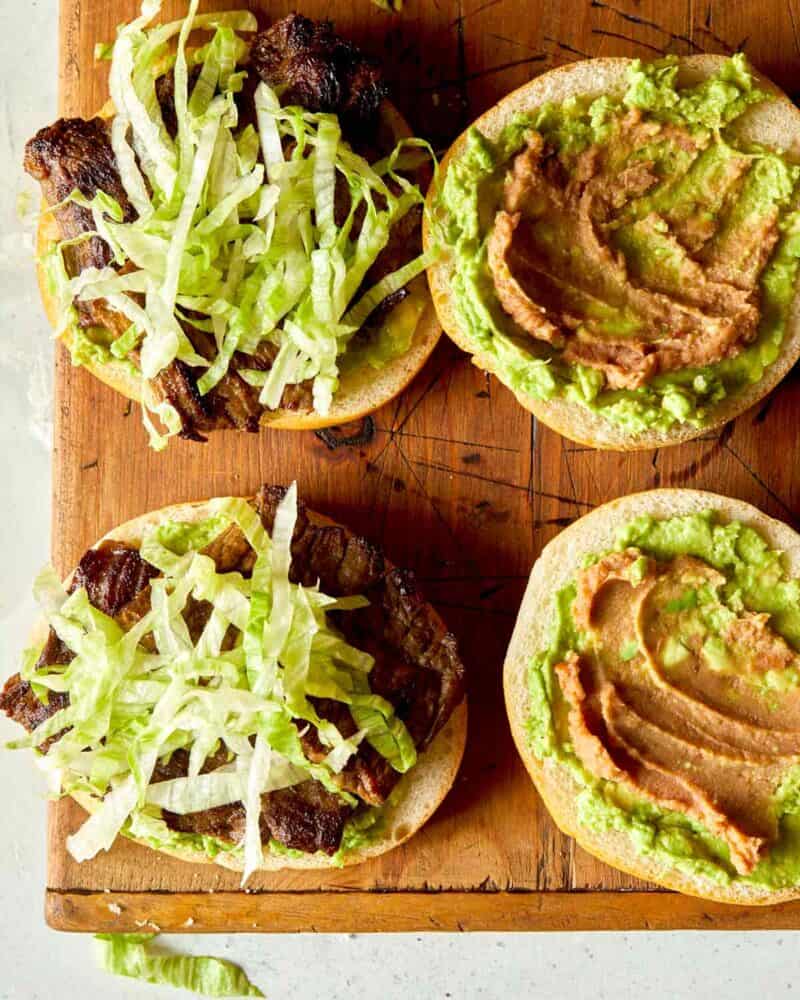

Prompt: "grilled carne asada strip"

[250,14,387,136]
[0,540,157,748]
[24,17,417,441]
[72,540,159,615]
[24,117,135,275]
[22,121,300,439]
[1,487,465,856]
[254,485,466,800]
[24,118,135,335]
[163,780,353,856]
[22,118,267,439]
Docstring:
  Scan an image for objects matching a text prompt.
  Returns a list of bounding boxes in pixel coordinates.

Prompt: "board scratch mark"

[391,361,453,441]
[413,457,592,508]
[378,427,518,454]
[651,449,661,488]
[416,573,528,583]
[526,414,537,502]
[490,33,543,54]
[393,442,481,576]
[532,514,578,529]
[754,395,776,425]
[591,0,704,52]
[417,54,548,92]
[432,601,516,617]
[590,28,666,55]
[369,363,450,467]
[455,0,469,120]
[449,0,505,29]
[544,36,594,61]
[788,1,800,60]
[413,458,528,494]
[561,446,581,512]
[723,439,799,525]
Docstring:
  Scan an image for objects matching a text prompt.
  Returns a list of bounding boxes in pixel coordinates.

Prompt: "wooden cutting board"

[44,0,800,932]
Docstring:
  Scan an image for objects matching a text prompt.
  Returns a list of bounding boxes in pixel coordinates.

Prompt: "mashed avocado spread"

[435,56,800,434]
[529,509,800,888]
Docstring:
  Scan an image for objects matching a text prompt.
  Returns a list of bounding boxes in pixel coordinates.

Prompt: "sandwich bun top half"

[504,487,800,905]
[425,56,800,451]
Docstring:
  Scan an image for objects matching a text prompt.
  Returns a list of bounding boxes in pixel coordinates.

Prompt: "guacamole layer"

[529,509,800,888]
[435,55,800,435]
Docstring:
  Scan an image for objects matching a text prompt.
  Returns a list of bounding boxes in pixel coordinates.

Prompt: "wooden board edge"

[45,890,800,933]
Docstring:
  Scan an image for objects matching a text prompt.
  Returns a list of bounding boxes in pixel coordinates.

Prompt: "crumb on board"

[182,917,195,927]
[134,919,161,931]
[107,902,122,915]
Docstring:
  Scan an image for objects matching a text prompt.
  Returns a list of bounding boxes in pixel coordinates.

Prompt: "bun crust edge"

[504,487,800,904]
[424,56,800,451]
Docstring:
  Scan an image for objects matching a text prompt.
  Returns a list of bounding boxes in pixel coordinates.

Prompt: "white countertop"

[1,2,798,997]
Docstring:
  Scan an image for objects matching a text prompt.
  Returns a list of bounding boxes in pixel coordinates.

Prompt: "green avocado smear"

[434,55,800,435]
[529,509,800,889]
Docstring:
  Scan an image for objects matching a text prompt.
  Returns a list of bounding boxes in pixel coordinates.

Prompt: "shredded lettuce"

[50,1,434,447]
[96,933,264,997]
[12,484,416,879]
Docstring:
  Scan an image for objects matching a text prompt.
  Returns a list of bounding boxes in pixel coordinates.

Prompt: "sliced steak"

[152,330,316,441]
[20,116,222,433]
[72,540,159,616]
[150,360,230,440]
[201,523,257,574]
[2,487,465,855]
[163,801,246,843]
[156,64,258,136]
[0,540,156,742]
[259,780,352,855]
[24,117,135,334]
[0,674,68,737]
[155,65,202,138]
[254,484,466,803]
[251,14,387,136]
[163,780,351,856]
[300,697,398,805]
[24,117,134,275]
[156,746,352,855]
[23,20,416,439]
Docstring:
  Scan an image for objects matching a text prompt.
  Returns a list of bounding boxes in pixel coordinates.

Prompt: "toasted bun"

[424,56,800,450]
[504,487,800,904]
[34,497,466,872]
[37,100,440,431]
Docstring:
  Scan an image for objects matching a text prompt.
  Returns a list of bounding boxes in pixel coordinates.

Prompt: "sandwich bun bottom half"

[504,488,800,904]
[38,99,441,432]
[32,497,466,872]
[424,56,800,451]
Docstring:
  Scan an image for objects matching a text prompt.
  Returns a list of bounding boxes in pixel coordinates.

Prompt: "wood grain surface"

[45,0,800,930]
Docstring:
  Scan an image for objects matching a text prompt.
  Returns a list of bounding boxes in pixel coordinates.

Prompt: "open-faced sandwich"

[426,55,800,449]
[505,489,800,904]
[27,2,439,447]
[1,484,466,875]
